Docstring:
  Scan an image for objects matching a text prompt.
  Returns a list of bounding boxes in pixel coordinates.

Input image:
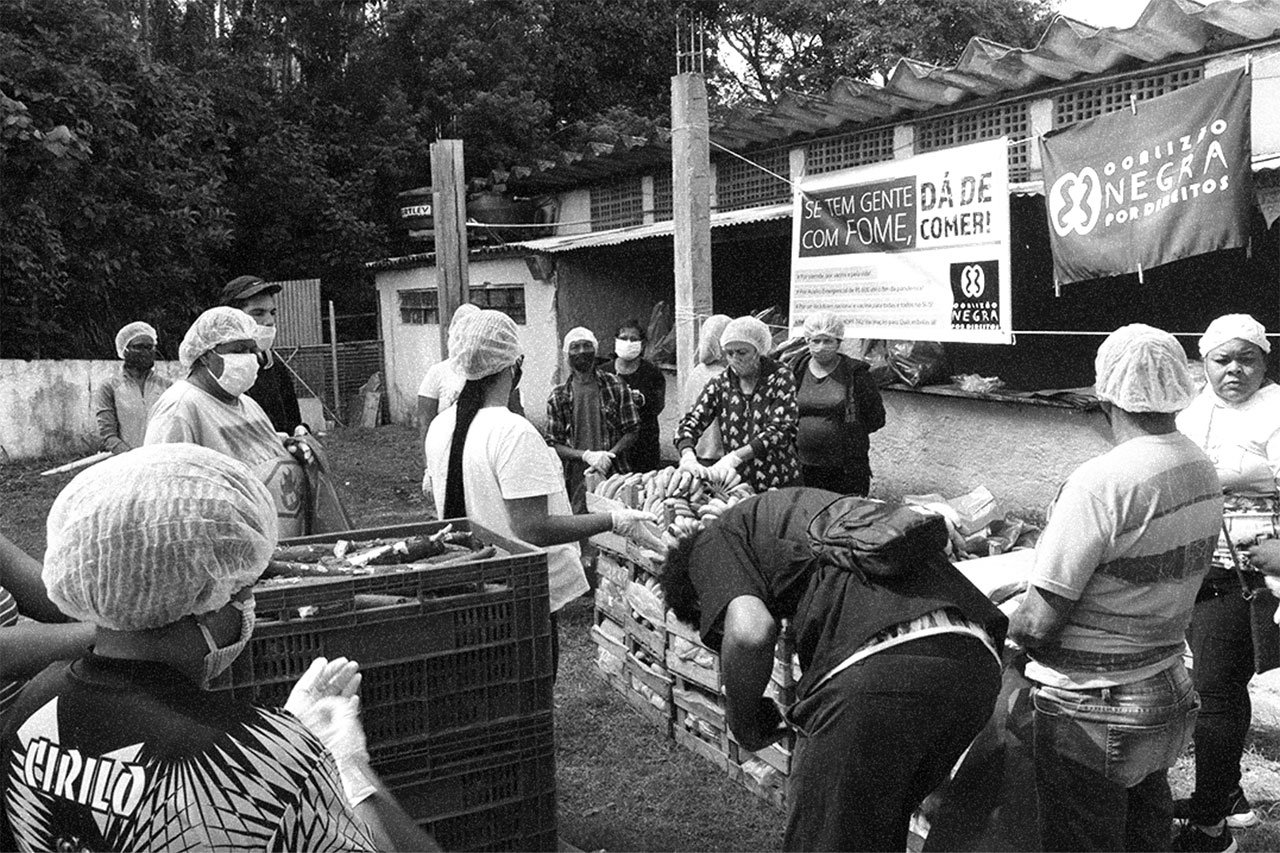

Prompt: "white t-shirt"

[426,406,588,613]
[418,359,466,412]
[145,380,305,538]
[1176,381,1280,494]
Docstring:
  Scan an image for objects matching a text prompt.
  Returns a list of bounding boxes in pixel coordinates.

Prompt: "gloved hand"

[611,509,665,552]
[582,449,615,473]
[284,435,316,465]
[295,694,378,807]
[678,450,706,478]
[286,657,362,720]
[631,390,647,408]
[421,469,432,498]
[707,453,740,485]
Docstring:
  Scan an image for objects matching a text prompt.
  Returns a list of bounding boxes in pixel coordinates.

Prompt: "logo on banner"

[1048,168,1102,237]
[950,261,1000,330]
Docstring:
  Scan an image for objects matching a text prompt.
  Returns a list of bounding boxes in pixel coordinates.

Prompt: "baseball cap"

[219,275,282,306]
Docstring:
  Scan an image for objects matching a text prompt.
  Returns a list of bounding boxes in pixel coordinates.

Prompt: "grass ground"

[3,423,1278,851]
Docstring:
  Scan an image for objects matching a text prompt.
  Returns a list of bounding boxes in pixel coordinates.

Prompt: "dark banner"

[1040,68,1252,285]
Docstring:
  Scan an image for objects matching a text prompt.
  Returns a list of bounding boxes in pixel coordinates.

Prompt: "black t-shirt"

[0,654,374,852]
[246,355,304,434]
[690,487,1007,700]
[604,358,666,470]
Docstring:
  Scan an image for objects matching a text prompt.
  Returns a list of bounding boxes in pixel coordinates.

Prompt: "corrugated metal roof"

[363,243,525,272]
[508,0,1280,191]
[506,203,793,254]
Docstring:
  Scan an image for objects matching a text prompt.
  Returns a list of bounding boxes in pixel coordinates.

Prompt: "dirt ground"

[3,424,1278,851]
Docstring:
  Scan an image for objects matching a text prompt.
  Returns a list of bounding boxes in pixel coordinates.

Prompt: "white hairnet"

[720,316,773,357]
[446,303,482,354]
[803,310,845,340]
[43,444,277,631]
[1094,324,1196,413]
[115,322,157,359]
[1198,313,1270,357]
[563,326,598,354]
[454,310,523,380]
[178,307,258,370]
[697,315,731,365]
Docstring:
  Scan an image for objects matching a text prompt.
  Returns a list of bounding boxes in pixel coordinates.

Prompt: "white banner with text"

[789,138,1012,344]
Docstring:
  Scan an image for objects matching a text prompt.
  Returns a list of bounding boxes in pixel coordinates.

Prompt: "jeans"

[784,634,1000,852]
[1032,661,1199,851]
[1186,588,1256,824]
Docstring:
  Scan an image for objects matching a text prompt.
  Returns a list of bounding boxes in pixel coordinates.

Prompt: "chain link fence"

[276,340,386,426]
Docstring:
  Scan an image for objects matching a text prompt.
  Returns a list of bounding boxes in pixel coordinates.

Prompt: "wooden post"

[431,140,470,358]
[672,72,713,403]
[328,300,341,424]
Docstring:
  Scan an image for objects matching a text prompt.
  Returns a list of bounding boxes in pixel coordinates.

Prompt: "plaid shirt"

[546,368,641,472]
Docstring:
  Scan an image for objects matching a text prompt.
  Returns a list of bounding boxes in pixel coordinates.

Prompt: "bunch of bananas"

[593,465,756,534]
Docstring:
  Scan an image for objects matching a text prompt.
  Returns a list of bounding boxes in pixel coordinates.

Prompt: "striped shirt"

[0,585,19,719]
[1027,433,1222,689]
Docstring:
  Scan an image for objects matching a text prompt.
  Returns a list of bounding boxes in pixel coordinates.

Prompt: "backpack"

[807,495,950,580]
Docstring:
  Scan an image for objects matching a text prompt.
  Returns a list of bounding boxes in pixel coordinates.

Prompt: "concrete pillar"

[671,72,713,402]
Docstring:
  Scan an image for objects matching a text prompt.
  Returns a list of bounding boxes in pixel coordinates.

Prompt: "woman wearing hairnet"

[0,445,436,852]
[145,307,309,538]
[680,314,731,464]
[93,321,172,454]
[1172,314,1280,851]
[676,315,801,492]
[792,311,885,496]
[424,311,663,674]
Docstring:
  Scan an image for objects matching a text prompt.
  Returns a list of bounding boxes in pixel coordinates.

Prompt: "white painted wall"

[374,256,560,430]
[868,389,1113,515]
[0,359,186,460]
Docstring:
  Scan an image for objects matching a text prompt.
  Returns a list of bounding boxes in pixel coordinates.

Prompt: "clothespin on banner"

[1136,263,1145,285]
[1053,278,1062,298]
[1130,94,1138,115]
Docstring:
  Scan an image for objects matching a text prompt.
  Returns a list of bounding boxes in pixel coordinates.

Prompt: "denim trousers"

[1032,661,1199,852]
[1186,588,1257,824]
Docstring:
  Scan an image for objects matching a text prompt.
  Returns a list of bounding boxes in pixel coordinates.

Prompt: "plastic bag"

[888,340,948,387]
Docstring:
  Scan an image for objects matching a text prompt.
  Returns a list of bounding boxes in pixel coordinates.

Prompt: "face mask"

[209,352,260,397]
[198,596,255,690]
[253,324,277,352]
[123,350,156,372]
[568,353,596,374]
[615,339,643,361]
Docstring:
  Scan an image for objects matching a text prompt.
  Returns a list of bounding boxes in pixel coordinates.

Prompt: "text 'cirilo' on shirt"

[1026,433,1224,690]
[142,380,304,539]
[424,405,589,613]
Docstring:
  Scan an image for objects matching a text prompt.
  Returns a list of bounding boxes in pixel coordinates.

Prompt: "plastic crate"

[211,519,554,754]
[382,713,558,852]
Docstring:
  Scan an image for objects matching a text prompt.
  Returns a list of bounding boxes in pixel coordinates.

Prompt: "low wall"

[0,360,188,460]
[869,388,1113,515]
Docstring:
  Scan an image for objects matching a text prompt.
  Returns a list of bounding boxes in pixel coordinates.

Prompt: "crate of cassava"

[673,678,731,770]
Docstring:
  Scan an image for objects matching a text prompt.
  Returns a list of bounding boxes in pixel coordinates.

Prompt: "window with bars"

[398,289,438,325]
[716,147,791,211]
[471,284,526,324]
[916,103,1031,180]
[590,177,645,231]
[653,172,673,221]
[805,127,896,174]
[1054,66,1204,128]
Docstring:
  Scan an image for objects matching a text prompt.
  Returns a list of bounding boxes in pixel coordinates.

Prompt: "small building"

[368,0,1280,511]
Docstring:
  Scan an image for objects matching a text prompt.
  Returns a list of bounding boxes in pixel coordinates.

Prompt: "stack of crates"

[210,520,558,852]
[585,497,801,811]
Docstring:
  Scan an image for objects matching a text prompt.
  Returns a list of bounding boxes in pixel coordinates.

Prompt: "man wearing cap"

[219,275,307,435]
[0,445,435,852]
[1010,324,1223,852]
[546,326,640,511]
[145,307,308,538]
[92,321,172,454]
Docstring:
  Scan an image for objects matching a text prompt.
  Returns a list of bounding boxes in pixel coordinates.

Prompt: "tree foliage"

[3,0,1057,358]
[711,0,1055,106]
